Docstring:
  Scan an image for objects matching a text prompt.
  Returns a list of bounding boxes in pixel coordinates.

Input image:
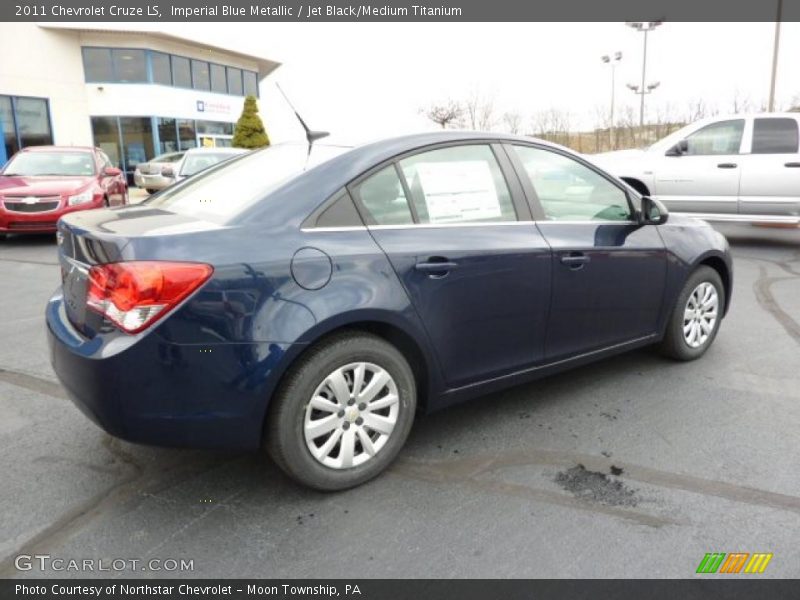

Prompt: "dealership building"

[0,23,280,181]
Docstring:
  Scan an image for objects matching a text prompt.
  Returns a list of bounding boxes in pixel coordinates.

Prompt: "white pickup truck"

[592,113,800,225]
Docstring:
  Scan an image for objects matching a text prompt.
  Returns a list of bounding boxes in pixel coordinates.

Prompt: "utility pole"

[626,21,662,128]
[601,52,622,150]
[768,0,783,112]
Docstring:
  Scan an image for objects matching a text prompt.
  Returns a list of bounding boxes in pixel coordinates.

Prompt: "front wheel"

[660,266,725,361]
[266,331,417,491]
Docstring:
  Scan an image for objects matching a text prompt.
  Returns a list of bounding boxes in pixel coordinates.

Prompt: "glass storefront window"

[227,67,243,96]
[243,71,258,97]
[210,64,227,94]
[0,95,54,164]
[196,120,234,136]
[90,116,122,169]
[119,117,155,180]
[150,51,172,86]
[156,117,178,154]
[192,60,211,91]
[171,55,192,88]
[83,48,113,82]
[14,98,52,148]
[177,119,197,151]
[112,49,147,83]
[1,96,17,164]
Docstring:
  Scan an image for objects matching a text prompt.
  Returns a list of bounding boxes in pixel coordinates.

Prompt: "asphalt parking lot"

[0,222,798,579]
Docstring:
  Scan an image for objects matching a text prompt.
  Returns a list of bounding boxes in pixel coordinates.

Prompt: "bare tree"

[464,88,496,131]
[731,90,755,114]
[422,100,463,129]
[789,93,800,112]
[502,111,523,135]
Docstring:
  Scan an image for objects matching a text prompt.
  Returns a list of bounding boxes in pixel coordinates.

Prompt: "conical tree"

[232,95,270,149]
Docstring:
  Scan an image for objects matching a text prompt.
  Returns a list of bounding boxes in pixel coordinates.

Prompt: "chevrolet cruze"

[47,132,732,490]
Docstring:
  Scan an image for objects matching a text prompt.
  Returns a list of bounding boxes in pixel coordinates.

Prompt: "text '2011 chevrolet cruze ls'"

[47,132,732,490]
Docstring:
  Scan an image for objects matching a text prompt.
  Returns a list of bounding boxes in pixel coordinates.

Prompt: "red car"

[0,146,128,236]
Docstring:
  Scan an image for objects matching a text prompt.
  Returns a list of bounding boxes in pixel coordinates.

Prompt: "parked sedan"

[47,133,732,490]
[0,146,127,236]
[593,112,800,225]
[159,147,247,186]
[133,151,185,194]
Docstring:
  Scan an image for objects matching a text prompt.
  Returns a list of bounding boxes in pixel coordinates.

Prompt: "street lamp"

[601,51,622,150]
[626,21,662,127]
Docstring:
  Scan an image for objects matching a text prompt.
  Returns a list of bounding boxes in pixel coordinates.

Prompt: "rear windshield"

[146,143,350,221]
[180,152,243,176]
[3,151,95,177]
[151,152,184,164]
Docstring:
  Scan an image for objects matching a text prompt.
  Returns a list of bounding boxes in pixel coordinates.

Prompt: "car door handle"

[785,162,800,168]
[717,163,738,169]
[560,253,590,269]
[415,259,458,275]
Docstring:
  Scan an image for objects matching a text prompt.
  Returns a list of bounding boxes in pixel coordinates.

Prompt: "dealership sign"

[196,100,234,116]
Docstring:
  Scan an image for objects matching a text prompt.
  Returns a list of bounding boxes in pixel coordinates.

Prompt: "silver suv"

[593,113,800,225]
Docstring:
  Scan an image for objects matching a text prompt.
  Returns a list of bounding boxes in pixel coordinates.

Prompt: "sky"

[91,22,800,144]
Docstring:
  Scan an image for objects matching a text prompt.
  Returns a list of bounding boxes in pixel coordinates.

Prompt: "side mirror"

[639,196,669,225]
[103,166,122,177]
[161,166,175,178]
[666,139,688,157]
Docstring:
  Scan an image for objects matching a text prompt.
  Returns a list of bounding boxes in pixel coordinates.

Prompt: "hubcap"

[683,282,719,348]
[304,362,400,469]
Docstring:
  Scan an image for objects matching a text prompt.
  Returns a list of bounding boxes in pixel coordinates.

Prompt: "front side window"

[399,145,516,224]
[512,145,630,222]
[684,119,744,156]
[752,118,799,154]
[354,166,414,225]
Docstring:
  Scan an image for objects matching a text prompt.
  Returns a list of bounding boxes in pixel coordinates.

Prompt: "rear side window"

[354,166,414,226]
[398,145,516,224]
[752,118,799,154]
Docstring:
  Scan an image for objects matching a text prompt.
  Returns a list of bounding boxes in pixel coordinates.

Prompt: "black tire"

[266,331,417,491]
[103,195,110,207]
[146,188,157,194]
[659,266,725,361]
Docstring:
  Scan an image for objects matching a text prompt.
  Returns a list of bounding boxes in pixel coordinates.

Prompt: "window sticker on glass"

[415,161,501,223]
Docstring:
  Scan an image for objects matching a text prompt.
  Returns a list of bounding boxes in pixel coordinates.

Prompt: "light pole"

[768,0,783,112]
[626,21,662,127]
[601,51,622,150]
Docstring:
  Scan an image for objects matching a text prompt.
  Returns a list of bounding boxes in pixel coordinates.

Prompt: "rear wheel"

[660,266,724,361]
[146,188,157,194]
[266,331,416,491]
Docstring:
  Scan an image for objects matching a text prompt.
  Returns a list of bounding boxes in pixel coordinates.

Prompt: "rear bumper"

[46,290,294,450]
[134,173,171,190]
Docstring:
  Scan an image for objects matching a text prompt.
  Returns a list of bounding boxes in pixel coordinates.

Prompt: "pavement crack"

[752,266,800,345]
[0,367,65,399]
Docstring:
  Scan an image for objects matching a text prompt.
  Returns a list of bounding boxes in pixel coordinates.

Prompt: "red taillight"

[87,261,213,333]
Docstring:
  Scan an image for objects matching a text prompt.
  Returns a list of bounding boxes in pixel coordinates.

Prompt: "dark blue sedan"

[47,132,732,490]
